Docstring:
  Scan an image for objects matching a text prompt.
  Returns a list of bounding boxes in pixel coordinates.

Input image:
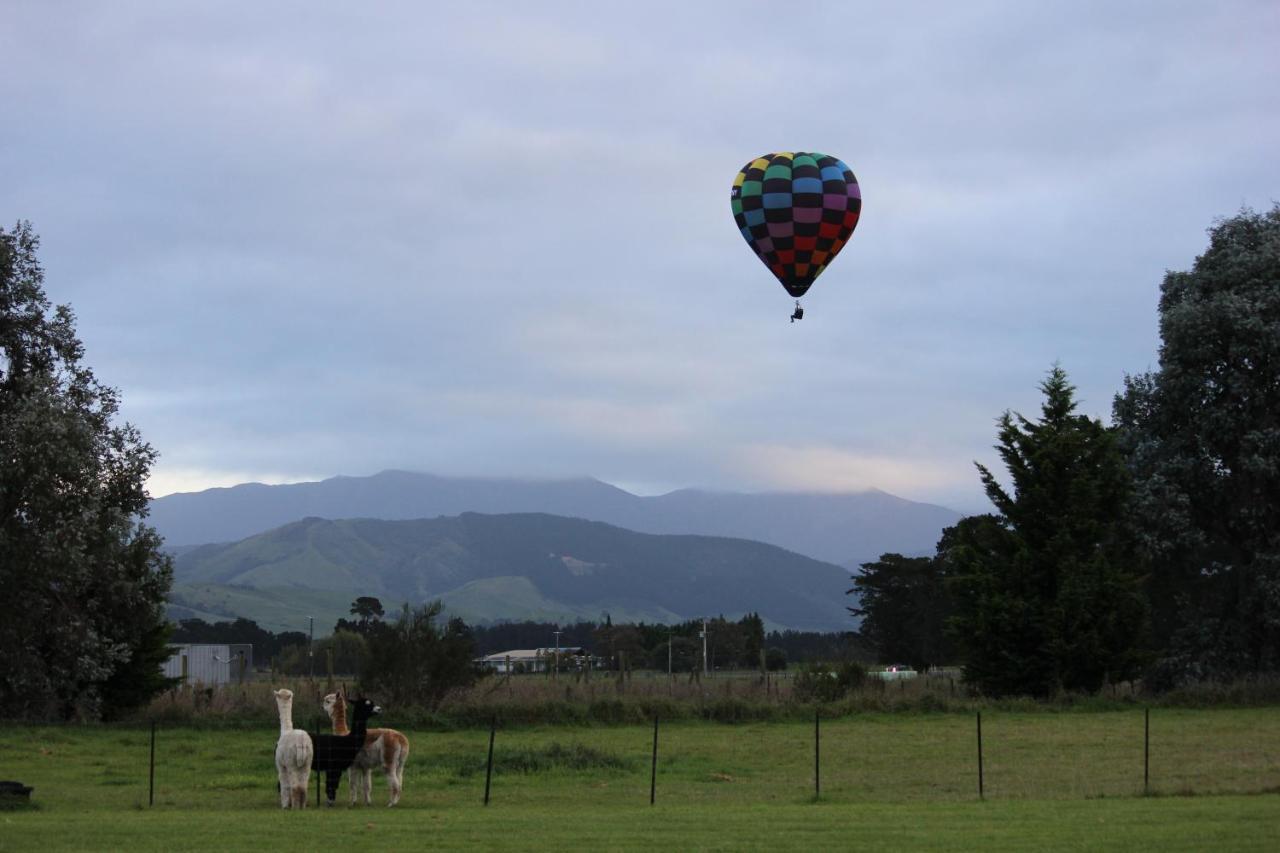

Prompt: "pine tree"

[849,552,952,670]
[948,367,1147,696]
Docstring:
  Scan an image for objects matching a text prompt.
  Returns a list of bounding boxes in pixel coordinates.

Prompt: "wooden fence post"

[814,710,821,800]
[1144,708,1150,795]
[148,720,156,807]
[976,711,984,800]
[484,717,497,805]
[650,715,659,805]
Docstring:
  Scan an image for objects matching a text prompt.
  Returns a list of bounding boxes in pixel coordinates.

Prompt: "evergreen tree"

[849,552,953,670]
[948,367,1147,696]
[0,221,174,719]
[1114,206,1280,682]
[350,596,385,627]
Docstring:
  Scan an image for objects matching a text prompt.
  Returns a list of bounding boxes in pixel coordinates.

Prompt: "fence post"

[814,709,821,801]
[1144,707,1150,795]
[484,716,496,805]
[314,718,321,806]
[650,715,659,805]
[149,720,156,807]
[976,711,984,800]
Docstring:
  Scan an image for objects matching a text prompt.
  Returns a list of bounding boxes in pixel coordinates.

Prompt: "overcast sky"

[4,1,1278,512]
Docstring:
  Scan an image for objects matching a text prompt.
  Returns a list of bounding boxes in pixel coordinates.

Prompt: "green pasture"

[2,709,1277,850]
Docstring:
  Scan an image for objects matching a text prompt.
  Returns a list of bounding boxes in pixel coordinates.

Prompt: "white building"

[162,644,253,685]
[475,647,586,674]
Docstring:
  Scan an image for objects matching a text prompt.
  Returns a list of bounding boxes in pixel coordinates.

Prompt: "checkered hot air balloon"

[730,152,861,319]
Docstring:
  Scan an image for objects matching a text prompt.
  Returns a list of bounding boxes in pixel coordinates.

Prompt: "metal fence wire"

[72,707,1277,810]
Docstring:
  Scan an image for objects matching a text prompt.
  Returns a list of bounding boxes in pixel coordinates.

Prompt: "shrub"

[361,601,482,709]
[793,661,867,703]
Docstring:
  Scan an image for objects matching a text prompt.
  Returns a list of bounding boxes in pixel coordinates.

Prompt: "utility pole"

[553,630,562,681]
[308,616,314,680]
[667,629,672,677]
[701,619,708,678]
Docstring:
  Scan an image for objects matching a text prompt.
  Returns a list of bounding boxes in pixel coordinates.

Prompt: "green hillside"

[438,576,683,626]
[167,583,365,634]
[169,512,855,631]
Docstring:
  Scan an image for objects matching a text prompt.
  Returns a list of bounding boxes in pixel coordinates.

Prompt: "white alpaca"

[323,691,410,806]
[273,688,313,808]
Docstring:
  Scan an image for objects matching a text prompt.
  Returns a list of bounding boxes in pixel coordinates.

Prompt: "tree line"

[851,207,1280,696]
[174,606,867,678]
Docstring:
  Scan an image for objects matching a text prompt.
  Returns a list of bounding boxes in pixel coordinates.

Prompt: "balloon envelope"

[731,152,861,298]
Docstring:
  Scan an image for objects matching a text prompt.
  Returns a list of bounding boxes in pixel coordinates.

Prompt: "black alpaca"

[309,695,380,804]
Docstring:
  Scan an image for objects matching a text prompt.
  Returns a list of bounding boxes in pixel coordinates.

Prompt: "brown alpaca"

[322,690,409,806]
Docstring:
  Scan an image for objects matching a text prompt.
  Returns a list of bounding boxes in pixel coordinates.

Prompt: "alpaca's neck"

[332,698,351,736]
[350,710,371,739]
[276,698,295,735]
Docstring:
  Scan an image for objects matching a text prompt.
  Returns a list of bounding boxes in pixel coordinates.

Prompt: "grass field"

[2,709,1277,851]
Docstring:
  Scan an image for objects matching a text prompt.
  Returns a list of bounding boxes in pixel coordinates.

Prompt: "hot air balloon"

[730,152,861,321]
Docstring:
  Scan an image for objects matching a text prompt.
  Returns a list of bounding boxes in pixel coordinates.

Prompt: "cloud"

[4,1,1278,515]
[146,466,321,499]
[733,443,973,498]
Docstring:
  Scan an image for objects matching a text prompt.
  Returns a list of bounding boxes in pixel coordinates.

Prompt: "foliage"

[948,367,1148,697]
[350,595,384,621]
[98,621,180,722]
[764,628,870,664]
[473,619,598,654]
[467,614,770,672]
[850,552,954,670]
[361,600,480,708]
[276,630,369,677]
[0,221,174,720]
[1114,205,1280,683]
[792,660,867,702]
[334,595,385,635]
[169,617,306,662]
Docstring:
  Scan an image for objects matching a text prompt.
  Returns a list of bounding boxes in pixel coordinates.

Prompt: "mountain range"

[155,470,964,634]
[150,470,961,568]
[168,512,858,634]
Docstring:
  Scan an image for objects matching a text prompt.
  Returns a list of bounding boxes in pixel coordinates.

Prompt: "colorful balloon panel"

[731,152,861,298]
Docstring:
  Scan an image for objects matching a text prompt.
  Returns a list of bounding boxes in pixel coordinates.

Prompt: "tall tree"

[335,595,386,635]
[0,221,175,720]
[351,596,385,625]
[948,367,1147,696]
[849,552,953,670]
[1114,206,1280,682]
[361,601,477,708]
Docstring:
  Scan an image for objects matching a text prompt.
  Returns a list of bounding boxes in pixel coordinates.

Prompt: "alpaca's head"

[348,696,381,724]
[322,692,341,719]
[273,688,296,730]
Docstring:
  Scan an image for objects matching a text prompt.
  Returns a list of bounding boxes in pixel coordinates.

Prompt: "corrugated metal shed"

[163,644,254,685]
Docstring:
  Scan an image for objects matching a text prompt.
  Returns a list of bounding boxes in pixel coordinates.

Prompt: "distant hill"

[151,470,961,567]
[169,512,856,633]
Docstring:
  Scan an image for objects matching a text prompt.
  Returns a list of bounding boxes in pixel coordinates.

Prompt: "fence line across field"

[132,707,1277,809]
[474,709,1164,806]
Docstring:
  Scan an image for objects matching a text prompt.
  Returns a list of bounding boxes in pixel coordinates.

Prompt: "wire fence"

[7,706,1276,811]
